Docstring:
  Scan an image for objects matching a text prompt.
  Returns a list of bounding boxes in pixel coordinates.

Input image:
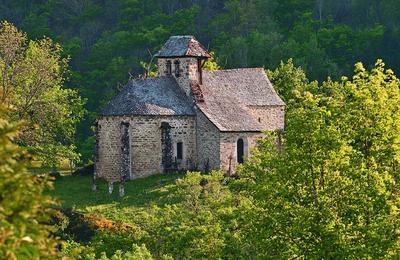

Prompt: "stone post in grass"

[108,181,113,194]
[119,183,125,197]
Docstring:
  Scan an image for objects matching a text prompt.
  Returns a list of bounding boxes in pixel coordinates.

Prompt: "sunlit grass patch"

[48,173,184,224]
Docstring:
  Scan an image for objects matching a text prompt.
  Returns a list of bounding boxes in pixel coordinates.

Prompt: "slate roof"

[100,76,195,116]
[196,68,285,132]
[155,36,211,58]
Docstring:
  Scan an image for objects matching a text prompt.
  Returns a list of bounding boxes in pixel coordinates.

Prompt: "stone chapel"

[94,35,285,183]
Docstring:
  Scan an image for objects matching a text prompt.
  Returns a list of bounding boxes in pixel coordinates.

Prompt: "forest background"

[2,0,398,163]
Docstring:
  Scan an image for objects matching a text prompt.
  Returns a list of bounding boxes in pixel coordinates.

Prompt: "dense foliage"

[0,21,85,167]
[237,60,400,258]
[50,60,400,258]
[1,0,398,161]
[54,172,251,259]
[2,1,400,258]
[85,244,153,260]
[0,103,59,259]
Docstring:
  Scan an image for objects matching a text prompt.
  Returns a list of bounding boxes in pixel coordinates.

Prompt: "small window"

[237,138,244,163]
[258,117,261,123]
[177,142,183,160]
[174,60,180,77]
[166,60,172,75]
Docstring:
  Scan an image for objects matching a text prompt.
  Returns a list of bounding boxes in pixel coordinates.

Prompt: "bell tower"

[155,36,211,97]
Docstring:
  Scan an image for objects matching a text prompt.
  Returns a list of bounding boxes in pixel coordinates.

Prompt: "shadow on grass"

[48,173,184,222]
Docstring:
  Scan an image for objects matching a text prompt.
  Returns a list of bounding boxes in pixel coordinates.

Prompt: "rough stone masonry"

[95,35,285,188]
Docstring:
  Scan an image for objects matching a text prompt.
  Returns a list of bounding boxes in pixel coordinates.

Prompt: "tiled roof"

[155,36,211,58]
[100,76,195,116]
[196,68,285,131]
[100,67,284,132]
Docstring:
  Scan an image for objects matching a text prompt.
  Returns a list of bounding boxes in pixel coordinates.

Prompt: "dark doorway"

[237,138,244,164]
[177,142,183,160]
[166,60,172,75]
[174,60,180,77]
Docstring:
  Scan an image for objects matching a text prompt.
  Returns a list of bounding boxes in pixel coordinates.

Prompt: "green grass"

[49,173,184,223]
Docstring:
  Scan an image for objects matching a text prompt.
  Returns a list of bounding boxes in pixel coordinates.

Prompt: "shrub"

[0,101,59,259]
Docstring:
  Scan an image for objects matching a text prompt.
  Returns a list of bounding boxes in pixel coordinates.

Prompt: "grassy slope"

[49,173,184,223]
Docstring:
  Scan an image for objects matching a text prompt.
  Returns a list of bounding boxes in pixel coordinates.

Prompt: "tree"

[0,102,59,259]
[267,58,313,102]
[203,52,221,71]
[112,172,251,259]
[237,60,400,258]
[0,21,85,167]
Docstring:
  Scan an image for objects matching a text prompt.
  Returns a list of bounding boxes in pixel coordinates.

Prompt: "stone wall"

[248,105,285,131]
[97,115,196,181]
[218,105,284,174]
[169,117,197,169]
[99,58,285,179]
[195,109,220,172]
[97,117,122,182]
[158,57,199,97]
[219,132,264,175]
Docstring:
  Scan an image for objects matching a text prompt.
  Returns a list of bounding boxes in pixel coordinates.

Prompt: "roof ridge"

[205,67,265,73]
[156,35,210,58]
[170,35,194,38]
[130,75,173,83]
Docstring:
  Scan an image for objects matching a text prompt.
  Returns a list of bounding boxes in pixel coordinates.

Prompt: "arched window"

[166,60,172,75]
[174,60,180,77]
[237,138,244,164]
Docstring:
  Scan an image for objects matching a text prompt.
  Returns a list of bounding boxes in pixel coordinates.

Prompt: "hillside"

[2,0,399,161]
[2,1,400,257]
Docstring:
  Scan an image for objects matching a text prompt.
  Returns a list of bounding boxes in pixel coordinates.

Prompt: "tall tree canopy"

[0,22,85,167]
[237,60,400,258]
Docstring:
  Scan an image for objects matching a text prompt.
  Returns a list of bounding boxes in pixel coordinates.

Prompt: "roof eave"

[220,130,263,133]
[99,113,196,117]
[155,54,210,59]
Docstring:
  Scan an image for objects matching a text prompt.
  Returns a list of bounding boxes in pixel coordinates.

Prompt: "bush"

[0,99,59,258]
[85,244,154,260]
[53,208,95,243]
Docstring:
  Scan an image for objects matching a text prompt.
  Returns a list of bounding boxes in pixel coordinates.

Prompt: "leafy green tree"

[122,172,251,259]
[267,58,314,102]
[202,52,220,71]
[0,21,85,167]
[5,0,400,164]
[0,102,59,259]
[140,61,158,78]
[238,60,400,258]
